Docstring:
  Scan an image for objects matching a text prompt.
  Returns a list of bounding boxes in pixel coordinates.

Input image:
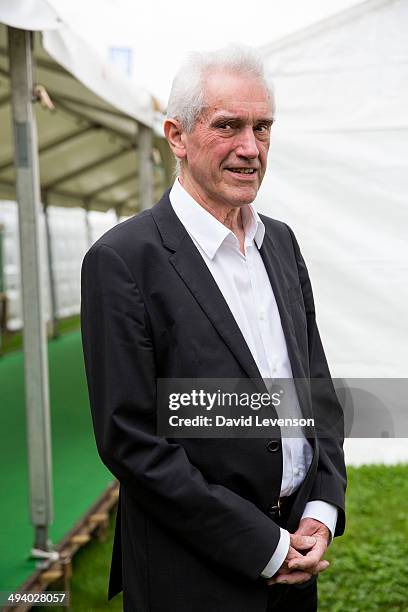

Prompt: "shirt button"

[266,439,280,453]
[293,467,300,476]
[267,504,279,518]
[259,311,265,321]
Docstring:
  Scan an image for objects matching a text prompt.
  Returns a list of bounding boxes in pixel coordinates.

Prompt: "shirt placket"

[244,243,274,380]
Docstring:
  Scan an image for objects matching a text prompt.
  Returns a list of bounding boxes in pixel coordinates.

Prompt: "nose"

[235,126,259,159]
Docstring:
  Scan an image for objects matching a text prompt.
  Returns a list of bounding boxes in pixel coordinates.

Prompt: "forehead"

[202,70,272,120]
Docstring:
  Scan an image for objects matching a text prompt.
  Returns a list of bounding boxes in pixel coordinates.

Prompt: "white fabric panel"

[43,27,154,128]
[344,438,408,465]
[0,203,117,330]
[47,207,89,319]
[0,0,61,31]
[258,0,408,377]
[0,0,155,128]
[0,202,21,330]
[88,209,118,244]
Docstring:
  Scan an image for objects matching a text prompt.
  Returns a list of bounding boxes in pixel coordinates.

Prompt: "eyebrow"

[210,114,274,125]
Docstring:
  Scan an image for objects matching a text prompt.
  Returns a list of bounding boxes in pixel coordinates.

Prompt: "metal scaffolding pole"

[138,123,153,210]
[0,223,6,354]
[43,193,59,339]
[8,27,53,551]
[84,200,92,247]
[115,203,123,224]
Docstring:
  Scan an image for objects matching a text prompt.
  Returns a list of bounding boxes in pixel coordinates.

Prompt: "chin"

[231,187,258,206]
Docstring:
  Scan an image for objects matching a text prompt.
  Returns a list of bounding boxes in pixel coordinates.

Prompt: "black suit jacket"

[81,191,346,612]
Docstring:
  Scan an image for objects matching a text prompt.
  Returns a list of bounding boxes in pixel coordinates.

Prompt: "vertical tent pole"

[84,200,92,247]
[0,223,6,354]
[138,123,153,210]
[8,27,53,551]
[115,203,123,224]
[43,192,59,339]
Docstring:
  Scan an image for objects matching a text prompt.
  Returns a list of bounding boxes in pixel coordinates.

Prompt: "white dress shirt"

[169,178,337,578]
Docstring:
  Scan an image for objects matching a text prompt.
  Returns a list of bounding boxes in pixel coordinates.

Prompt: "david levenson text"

[168,415,315,427]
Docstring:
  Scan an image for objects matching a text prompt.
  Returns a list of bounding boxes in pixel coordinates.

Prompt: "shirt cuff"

[301,500,338,542]
[260,528,290,578]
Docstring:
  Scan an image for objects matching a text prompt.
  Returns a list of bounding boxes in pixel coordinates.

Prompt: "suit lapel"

[260,233,314,420]
[259,232,304,379]
[151,194,263,382]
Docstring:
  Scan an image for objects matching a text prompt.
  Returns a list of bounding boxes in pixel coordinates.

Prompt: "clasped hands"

[267,518,330,586]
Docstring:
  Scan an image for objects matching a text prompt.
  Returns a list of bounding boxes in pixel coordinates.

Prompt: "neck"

[178,175,243,233]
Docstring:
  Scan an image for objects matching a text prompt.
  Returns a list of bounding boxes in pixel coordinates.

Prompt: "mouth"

[225,167,258,180]
[226,167,257,174]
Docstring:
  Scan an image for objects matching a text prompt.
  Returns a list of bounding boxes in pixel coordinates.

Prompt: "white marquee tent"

[258,0,408,379]
[0,0,172,554]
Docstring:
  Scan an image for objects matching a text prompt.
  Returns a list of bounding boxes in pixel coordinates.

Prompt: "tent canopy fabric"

[0,0,63,31]
[0,0,173,215]
[0,0,176,553]
[258,0,407,377]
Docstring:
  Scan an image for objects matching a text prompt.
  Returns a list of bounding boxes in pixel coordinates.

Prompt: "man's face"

[179,71,273,209]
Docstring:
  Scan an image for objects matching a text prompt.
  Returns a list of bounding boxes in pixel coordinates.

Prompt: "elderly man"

[81,45,346,612]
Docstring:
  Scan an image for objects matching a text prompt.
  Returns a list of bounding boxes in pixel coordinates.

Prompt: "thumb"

[290,534,316,550]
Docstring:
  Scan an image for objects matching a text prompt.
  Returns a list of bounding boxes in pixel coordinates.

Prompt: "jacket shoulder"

[85,190,173,264]
[258,213,294,243]
[89,209,156,255]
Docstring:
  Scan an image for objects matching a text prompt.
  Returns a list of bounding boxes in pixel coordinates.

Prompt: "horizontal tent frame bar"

[0,125,96,173]
[42,143,135,190]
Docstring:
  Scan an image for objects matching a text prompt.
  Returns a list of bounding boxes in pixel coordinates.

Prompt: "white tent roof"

[258,0,408,377]
[0,0,173,214]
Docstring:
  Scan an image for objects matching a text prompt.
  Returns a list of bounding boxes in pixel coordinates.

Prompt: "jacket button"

[267,504,279,518]
[266,439,280,452]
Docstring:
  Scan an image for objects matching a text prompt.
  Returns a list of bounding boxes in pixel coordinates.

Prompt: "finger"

[272,570,313,585]
[267,569,298,586]
[288,552,320,570]
[304,560,330,576]
[316,560,330,573]
[285,546,307,562]
[290,534,316,550]
[267,574,292,586]
[288,538,327,569]
[289,554,330,572]
[274,558,329,582]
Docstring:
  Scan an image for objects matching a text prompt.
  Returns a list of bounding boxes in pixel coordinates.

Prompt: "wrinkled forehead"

[201,103,273,125]
[200,70,273,122]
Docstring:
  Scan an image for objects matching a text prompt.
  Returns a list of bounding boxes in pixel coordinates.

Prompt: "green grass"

[319,464,408,612]
[37,514,122,612]
[0,314,80,355]
[40,465,408,611]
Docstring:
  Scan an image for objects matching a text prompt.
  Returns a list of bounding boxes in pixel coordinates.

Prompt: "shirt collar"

[169,178,265,260]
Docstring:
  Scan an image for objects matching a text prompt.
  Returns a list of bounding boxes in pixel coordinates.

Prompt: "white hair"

[166,44,275,133]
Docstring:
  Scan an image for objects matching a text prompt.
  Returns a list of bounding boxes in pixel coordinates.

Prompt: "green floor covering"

[0,330,112,592]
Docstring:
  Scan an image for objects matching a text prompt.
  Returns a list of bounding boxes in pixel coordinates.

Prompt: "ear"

[163,118,187,161]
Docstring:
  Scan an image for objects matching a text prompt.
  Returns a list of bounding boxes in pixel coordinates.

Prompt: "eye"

[217,121,235,131]
[255,123,271,133]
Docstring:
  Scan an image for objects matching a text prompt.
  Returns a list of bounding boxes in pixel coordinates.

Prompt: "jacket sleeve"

[81,242,281,580]
[285,225,347,537]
